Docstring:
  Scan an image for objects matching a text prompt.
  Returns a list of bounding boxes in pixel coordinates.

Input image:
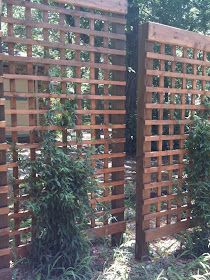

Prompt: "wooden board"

[56,0,128,14]
[148,22,210,51]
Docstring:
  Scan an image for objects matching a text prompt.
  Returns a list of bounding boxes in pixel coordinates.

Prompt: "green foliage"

[181,101,210,256]
[128,0,210,34]
[185,115,210,224]
[178,229,210,258]
[19,96,96,278]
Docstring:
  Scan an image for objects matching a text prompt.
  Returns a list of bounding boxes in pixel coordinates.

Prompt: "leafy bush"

[20,98,96,278]
[185,114,210,222]
[182,103,210,256]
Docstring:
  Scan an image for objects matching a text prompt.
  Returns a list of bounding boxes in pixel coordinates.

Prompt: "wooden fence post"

[0,19,12,279]
[111,16,126,246]
[135,23,149,260]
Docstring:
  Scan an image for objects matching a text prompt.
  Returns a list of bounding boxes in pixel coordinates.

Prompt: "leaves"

[183,101,210,256]
[18,88,96,279]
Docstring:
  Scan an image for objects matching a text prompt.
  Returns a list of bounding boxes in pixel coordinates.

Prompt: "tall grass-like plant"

[20,97,96,278]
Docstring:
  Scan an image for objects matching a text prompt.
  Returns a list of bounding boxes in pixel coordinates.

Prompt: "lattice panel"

[136,22,210,258]
[0,0,127,274]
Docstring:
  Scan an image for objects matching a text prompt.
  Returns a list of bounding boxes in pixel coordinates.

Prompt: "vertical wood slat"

[90,11,97,229]
[111,16,126,246]
[0,13,11,277]
[135,23,149,259]
[103,20,110,226]
[7,1,20,248]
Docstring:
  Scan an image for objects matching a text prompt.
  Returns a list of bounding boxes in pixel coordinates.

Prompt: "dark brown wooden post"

[111,16,126,246]
[0,19,12,279]
[135,23,149,260]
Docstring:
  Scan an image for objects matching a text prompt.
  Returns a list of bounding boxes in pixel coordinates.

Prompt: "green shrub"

[20,98,96,278]
[182,102,210,256]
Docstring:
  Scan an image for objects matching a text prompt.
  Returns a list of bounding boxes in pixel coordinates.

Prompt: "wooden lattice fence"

[0,0,127,277]
[136,22,210,259]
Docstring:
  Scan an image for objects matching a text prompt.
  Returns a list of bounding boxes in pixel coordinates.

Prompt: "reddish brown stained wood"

[0,268,12,280]
[100,180,125,188]
[0,208,10,215]
[3,36,126,56]
[144,206,188,221]
[144,193,179,205]
[7,0,126,24]
[145,120,191,125]
[95,207,125,217]
[0,18,10,271]
[146,104,206,110]
[4,74,126,86]
[147,69,210,81]
[146,86,209,95]
[145,220,191,242]
[95,166,125,175]
[6,124,126,132]
[148,22,210,51]
[90,194,125,204]
[5,109,126,115]
[2,17,126,41]
[144,163,184,174]
[0,186,9,194]
[0,120,6,128]
[0,248,10,258]
[87,221,126,239]
[146,52,210,66]
[10,227,31,237]
[145,149,185,157]
[0,54,126,72]
[91,152,125,160]
[110,15,126,246]
[56,0,128,14]
[145,135,188,142]
[4,91,126,101]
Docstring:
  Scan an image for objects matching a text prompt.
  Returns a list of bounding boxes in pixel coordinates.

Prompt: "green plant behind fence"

[182,98,210,256]
[19,96,96,278]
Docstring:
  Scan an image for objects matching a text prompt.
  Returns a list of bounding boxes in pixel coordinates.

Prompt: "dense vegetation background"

[126,0,210,154]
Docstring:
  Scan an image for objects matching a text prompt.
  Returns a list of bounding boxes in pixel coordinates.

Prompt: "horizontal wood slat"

[2,17,126,41]
[147,52,210,67]
[6,0,127,23]
[4,74,126,86]
[56,0,128,14]
[4,92,126,101]
[5,109,126,115]
[145,220,191,242]
[3,37,126,56]
[6,124,125,132]
[1,55,126,72]
[147,22,210,51]
[87,221,126,239]
[146,86,208,95]
[0,268,12,280]
[147,69,210,81]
